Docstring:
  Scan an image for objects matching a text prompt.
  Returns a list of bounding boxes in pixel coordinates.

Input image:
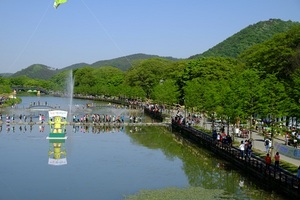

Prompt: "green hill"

[10,54,177,79]
[11,64,58,80]
[59,62,90,72]
[190,19,300,59]
[51,53,177,72]
[90,53,178,71]
[0,73,13,77]
[60,53,172,72]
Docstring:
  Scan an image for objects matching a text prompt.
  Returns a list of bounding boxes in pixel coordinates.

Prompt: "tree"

[125,58,174,97]
[260,74,289,137]
[73,67,97,95]
[151,79,180,107]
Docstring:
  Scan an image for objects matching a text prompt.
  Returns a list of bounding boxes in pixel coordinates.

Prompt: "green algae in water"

[124,187,231,200]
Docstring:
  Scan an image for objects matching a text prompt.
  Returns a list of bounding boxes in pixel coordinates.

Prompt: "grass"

[251,148,299,174]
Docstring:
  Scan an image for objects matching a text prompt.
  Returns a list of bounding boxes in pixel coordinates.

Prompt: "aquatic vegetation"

[124,186,231,200]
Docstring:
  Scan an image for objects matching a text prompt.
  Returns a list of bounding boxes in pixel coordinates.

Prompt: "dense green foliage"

[190,19,299,59]
[239,25,300,80]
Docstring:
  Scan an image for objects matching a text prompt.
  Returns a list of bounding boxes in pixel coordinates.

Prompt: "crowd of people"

[285,128,300,148]
[72,113,144,124]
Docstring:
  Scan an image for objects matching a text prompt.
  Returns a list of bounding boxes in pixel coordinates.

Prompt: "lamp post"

[184,98,187,126]
[227,116,230,136]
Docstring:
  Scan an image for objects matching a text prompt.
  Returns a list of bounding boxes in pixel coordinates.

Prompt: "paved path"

[235,130,300,167]
[203,122,300,167]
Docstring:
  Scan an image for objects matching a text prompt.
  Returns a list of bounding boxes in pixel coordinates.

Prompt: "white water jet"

[66,70,74,118]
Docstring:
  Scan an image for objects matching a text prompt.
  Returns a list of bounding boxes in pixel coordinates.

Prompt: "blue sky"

[1,0,300,73]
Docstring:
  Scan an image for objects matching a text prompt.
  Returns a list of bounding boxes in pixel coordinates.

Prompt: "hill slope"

[190,19,300,59]
[10,54,178,79]
[11,64,58,80]
[59,62,90,72]
[90,53,178,71]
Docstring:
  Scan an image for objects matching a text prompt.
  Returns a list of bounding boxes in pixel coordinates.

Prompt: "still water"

[0,96,287,200]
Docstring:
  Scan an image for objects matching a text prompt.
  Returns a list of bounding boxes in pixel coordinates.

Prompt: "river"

[0,96,287,200]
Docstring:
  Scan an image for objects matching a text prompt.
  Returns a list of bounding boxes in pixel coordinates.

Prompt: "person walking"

[265,138,271,153]
[239,141,245,159]
[274,152,280,169]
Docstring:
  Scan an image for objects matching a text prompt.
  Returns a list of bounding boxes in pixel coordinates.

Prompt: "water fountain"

[66,70,74,118]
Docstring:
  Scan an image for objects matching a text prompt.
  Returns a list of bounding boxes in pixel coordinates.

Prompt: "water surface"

[0,96,288,200]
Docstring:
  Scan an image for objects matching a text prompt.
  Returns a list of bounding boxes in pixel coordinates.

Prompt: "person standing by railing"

[265,153,271,171]
[274,152,280,169]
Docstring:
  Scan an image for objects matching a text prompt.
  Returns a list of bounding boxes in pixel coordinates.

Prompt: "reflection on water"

[48,139,67,166]
[0,123,288,199]
[72,125,125,134]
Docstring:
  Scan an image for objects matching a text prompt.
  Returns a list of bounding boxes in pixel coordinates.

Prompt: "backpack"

[265,139,269,146]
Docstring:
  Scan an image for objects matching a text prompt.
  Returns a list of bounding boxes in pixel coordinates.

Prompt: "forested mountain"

[190,19,300,59]
[53,53,177,72]
[61,63,90,72]
[11,64,58,80]
[10,54,177,79]
[90,53,178,71]
[239,24,300,81]
[0,73,13,77]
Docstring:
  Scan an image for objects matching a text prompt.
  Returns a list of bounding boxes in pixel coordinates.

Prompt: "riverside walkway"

[234,130,300,166]
[202,121,300,167]
[171,121,300,199]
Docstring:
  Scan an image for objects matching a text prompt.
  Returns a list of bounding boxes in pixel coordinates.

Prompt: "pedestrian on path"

[274,152,280,169]
[265,138,271,153]
[265,153,271,171]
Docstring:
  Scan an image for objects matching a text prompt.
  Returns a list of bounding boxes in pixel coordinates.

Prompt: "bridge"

[11,86,49,95]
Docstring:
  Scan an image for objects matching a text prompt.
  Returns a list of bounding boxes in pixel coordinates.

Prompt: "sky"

[1,0,300,73]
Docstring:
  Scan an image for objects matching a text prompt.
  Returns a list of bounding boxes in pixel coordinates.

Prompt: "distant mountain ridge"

[63,53,178,72]
[8,54,177,80]
[190,19,300,59]
[4,19,300,80]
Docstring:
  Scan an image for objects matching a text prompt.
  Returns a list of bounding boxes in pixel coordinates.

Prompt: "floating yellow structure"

[47,110,68,166]
[47,110,68,139]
